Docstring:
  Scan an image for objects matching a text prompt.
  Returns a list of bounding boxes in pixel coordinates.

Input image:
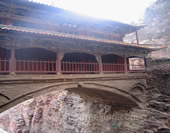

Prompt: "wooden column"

[9,48,16,74]
[95,53,103,73]
[56,50,64,74]
[124,55,128,73]
[99,53,103,73]
[135,30,139,45]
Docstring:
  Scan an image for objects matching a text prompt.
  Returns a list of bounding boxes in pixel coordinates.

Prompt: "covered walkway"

[0,47,145,74]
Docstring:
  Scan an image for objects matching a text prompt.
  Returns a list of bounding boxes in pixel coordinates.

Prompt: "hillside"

[124,0,170,58]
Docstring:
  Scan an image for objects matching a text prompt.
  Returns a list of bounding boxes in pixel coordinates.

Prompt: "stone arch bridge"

[0,73,147,113]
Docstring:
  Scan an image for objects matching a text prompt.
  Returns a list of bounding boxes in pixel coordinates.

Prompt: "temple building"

[0,0,162,75]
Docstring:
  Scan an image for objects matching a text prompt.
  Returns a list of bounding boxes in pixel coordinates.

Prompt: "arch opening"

[0,82,141,113]
[61,52,99,73]
[62,52,97,62]
[67,87,139,107]
[102,54,124,72]
[130,84,146,102]
[15,48,56,73]
[15,48,56,60]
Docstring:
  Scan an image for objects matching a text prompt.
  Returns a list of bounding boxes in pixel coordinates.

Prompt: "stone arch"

[67,82,142,107]
[0,82,77,113]
[0,82,143,113]
[0,93,10,107]
[130,83,146,102]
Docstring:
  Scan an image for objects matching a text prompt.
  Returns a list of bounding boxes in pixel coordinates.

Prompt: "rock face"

[0,90,147,133]
[124,0,170,58]
[0,70,170,133]
[144,69,170,133]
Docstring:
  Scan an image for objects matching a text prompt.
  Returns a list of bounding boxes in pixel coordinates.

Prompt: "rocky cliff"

[124,0,170,58]
[145,69,170,133]
[0,90,146,133]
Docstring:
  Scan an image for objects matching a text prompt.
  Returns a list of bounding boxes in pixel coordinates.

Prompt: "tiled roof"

[1,0,147,34]
[0,24,164,50]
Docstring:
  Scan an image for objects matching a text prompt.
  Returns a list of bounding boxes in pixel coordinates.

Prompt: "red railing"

[103,63,125,72]
[16,59,56,73]
[61,61,99,73]
[0,58,10,73]
[0,59,146,74]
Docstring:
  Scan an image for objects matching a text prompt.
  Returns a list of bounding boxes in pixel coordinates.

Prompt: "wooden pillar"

[135,30,139,45]
[9,48,16,74]
[99,53,103,73]
[95,53,103,74]
[56,50,64,74]
[124,55,128,73]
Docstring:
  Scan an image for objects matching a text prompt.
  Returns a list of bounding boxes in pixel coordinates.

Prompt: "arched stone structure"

[0,73,147,112]
[130,83,146,102]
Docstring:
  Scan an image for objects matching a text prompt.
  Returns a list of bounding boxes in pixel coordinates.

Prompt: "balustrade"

[0,58,10,73]
[61,61,99,73]
[0,58,145,74]
[0,49,146,74]
[103,63,125,72]
[16,59,56,73]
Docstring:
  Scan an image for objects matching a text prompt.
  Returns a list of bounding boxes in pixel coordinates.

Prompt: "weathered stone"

[0,69,170,133]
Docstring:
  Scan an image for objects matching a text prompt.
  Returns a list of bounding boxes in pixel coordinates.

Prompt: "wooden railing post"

[124,55,128,73]
[9,48,16,74]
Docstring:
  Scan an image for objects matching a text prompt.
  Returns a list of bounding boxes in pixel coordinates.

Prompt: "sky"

[31,0,156,24]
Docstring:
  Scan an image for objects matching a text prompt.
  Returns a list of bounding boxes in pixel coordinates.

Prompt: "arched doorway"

[102,54,125,72]
[61,52,99,73]
[15,48,56,73]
